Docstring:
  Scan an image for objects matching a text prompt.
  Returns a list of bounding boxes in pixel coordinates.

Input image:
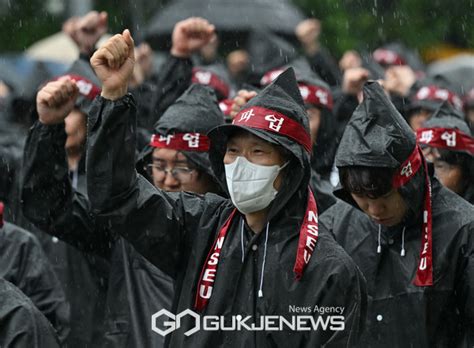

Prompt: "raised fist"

[171,17,216,58]
[64,11,108,56]
[90,29,135,100]
[342,67,370,96]
[37,77,79,125]
[230,89,258,119]
[384,65,416,97]
[295,19,321,55]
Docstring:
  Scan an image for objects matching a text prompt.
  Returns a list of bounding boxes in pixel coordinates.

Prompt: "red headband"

[373,48,406,66]
[414,86,463,111]
[150,133,210,152]
[232,106,312,153]
[219,99,233,116]
[192,68,230,99]
[298,83,333,111]
[260,68,285,86]
[417,128,474,155]
[392,146,433,286]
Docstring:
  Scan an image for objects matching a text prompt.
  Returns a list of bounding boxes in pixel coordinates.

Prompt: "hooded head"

[260,62,337,176]
[417,102,474,196]
[373,42,424,72]
[406,78,464,131]
[137,84,224,194]
[208,68,312,219]
[336,81,435,286]
[191,65,232,101]
[335,82,423,225]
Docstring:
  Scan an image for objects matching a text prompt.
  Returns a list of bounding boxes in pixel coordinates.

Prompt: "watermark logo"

[151,307,345,337]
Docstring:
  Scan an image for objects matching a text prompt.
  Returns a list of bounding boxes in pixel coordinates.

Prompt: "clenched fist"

[37,77,79,125]
[90,29,135,100]
[230,89,258,119]
[64,11,108,56]
[171,17,216,58]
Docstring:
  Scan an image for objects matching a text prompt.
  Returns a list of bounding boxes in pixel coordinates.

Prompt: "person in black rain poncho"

[320,81,474,347]
[0,277,60,347]
[86,30,367,347]
[136,83,224,195]
[416,101,474,204]
[21,29,222,348]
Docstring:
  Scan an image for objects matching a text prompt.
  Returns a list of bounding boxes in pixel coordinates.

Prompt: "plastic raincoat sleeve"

[86,94,224,278]
[21,121,115,258]
[457,221,474,346]
[133,55,193,130]
[149,55,193,122]
[0,278,60,348]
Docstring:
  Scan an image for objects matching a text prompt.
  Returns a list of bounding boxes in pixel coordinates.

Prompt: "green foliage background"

[0,0,472,59]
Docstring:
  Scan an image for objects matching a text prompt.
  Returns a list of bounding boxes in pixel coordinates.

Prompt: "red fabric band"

[417,127,474,155]
[194,188,318,312]
[392,146,433,287]
[192,68,230,99]
[414,85,463,111]
[373,48,406,66]
[298,83,333,111]
[232,106,312,153]
[150,133,210,152]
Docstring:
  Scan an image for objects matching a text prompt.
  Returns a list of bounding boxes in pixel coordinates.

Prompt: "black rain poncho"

[320,82,474,347]
[85,68,367,347]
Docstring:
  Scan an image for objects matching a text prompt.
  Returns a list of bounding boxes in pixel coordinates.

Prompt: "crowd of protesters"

[0,9,473,348]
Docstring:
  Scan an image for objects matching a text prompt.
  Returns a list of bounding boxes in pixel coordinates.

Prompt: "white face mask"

[225,156,287,214]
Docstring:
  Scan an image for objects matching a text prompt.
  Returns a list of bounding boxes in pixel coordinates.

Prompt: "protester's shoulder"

[320,199,362,225]
[0,278,60,347]
[1,221,41,248]
[306,226,363,284]
[433,182,474,226]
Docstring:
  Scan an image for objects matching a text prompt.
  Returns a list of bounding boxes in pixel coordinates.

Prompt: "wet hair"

[339,166,396,199]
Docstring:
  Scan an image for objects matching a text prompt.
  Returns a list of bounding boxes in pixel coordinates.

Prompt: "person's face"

[408,108,432,131]
[422,146,465,194]
[150,148,209,194]
[433,160,464,194]
[351,189,408,226]
[466,108,474,131]
[307,107,321,144]
[64,109,87,155]
[223,131,287,191]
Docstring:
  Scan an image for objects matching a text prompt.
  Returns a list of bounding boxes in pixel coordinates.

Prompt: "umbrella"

[246,29,298,81]
[0,54,68,100]
[428,54,474,95]
[145,0,305,50]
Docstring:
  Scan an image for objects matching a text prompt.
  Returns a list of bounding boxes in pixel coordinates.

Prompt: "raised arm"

[21,77,115,257]
[86,30,225,277]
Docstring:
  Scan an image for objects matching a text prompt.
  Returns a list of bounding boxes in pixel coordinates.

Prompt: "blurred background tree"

[0,0,472,62]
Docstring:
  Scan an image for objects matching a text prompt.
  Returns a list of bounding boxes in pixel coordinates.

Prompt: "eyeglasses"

[146,163,196,183]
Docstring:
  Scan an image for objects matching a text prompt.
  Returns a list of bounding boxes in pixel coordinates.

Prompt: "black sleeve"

[332,89,359,138]
[455,221,474,345]
[143,55,193,126]
[21,121,116,258]
[0,278,61,348]
[86,94,226,277]
[306,46,342,87]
